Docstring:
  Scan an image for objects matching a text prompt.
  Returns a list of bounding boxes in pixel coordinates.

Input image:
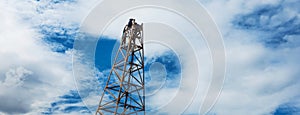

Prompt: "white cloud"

[0,1,78,114]
[0,0,107,114]
[197,0,300,114]
[209,37,300,114]
[3,67,33,87]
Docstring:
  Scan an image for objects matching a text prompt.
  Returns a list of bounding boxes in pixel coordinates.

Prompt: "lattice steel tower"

[96,19,145,115]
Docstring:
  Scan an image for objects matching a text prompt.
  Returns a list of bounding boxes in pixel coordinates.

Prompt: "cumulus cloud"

[0,67,33,114]
[2,67,33,87]
[0,0,82,114]
[199,0,300,114]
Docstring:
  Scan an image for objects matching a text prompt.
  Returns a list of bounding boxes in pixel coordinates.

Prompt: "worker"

[123,18,136,33]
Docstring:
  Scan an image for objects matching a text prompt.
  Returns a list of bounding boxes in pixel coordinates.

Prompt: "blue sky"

[0,0,299,115]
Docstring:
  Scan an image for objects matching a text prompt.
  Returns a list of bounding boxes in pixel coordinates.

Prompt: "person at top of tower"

[123,19,137,33]
[128,18,136,28]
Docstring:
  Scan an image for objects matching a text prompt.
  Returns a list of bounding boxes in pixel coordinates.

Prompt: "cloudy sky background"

[0,0,299,115]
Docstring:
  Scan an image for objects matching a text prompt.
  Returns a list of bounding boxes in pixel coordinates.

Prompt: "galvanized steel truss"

[96,19,145,115]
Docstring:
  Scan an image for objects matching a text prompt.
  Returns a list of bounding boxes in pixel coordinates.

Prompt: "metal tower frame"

[96,19,145,115]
